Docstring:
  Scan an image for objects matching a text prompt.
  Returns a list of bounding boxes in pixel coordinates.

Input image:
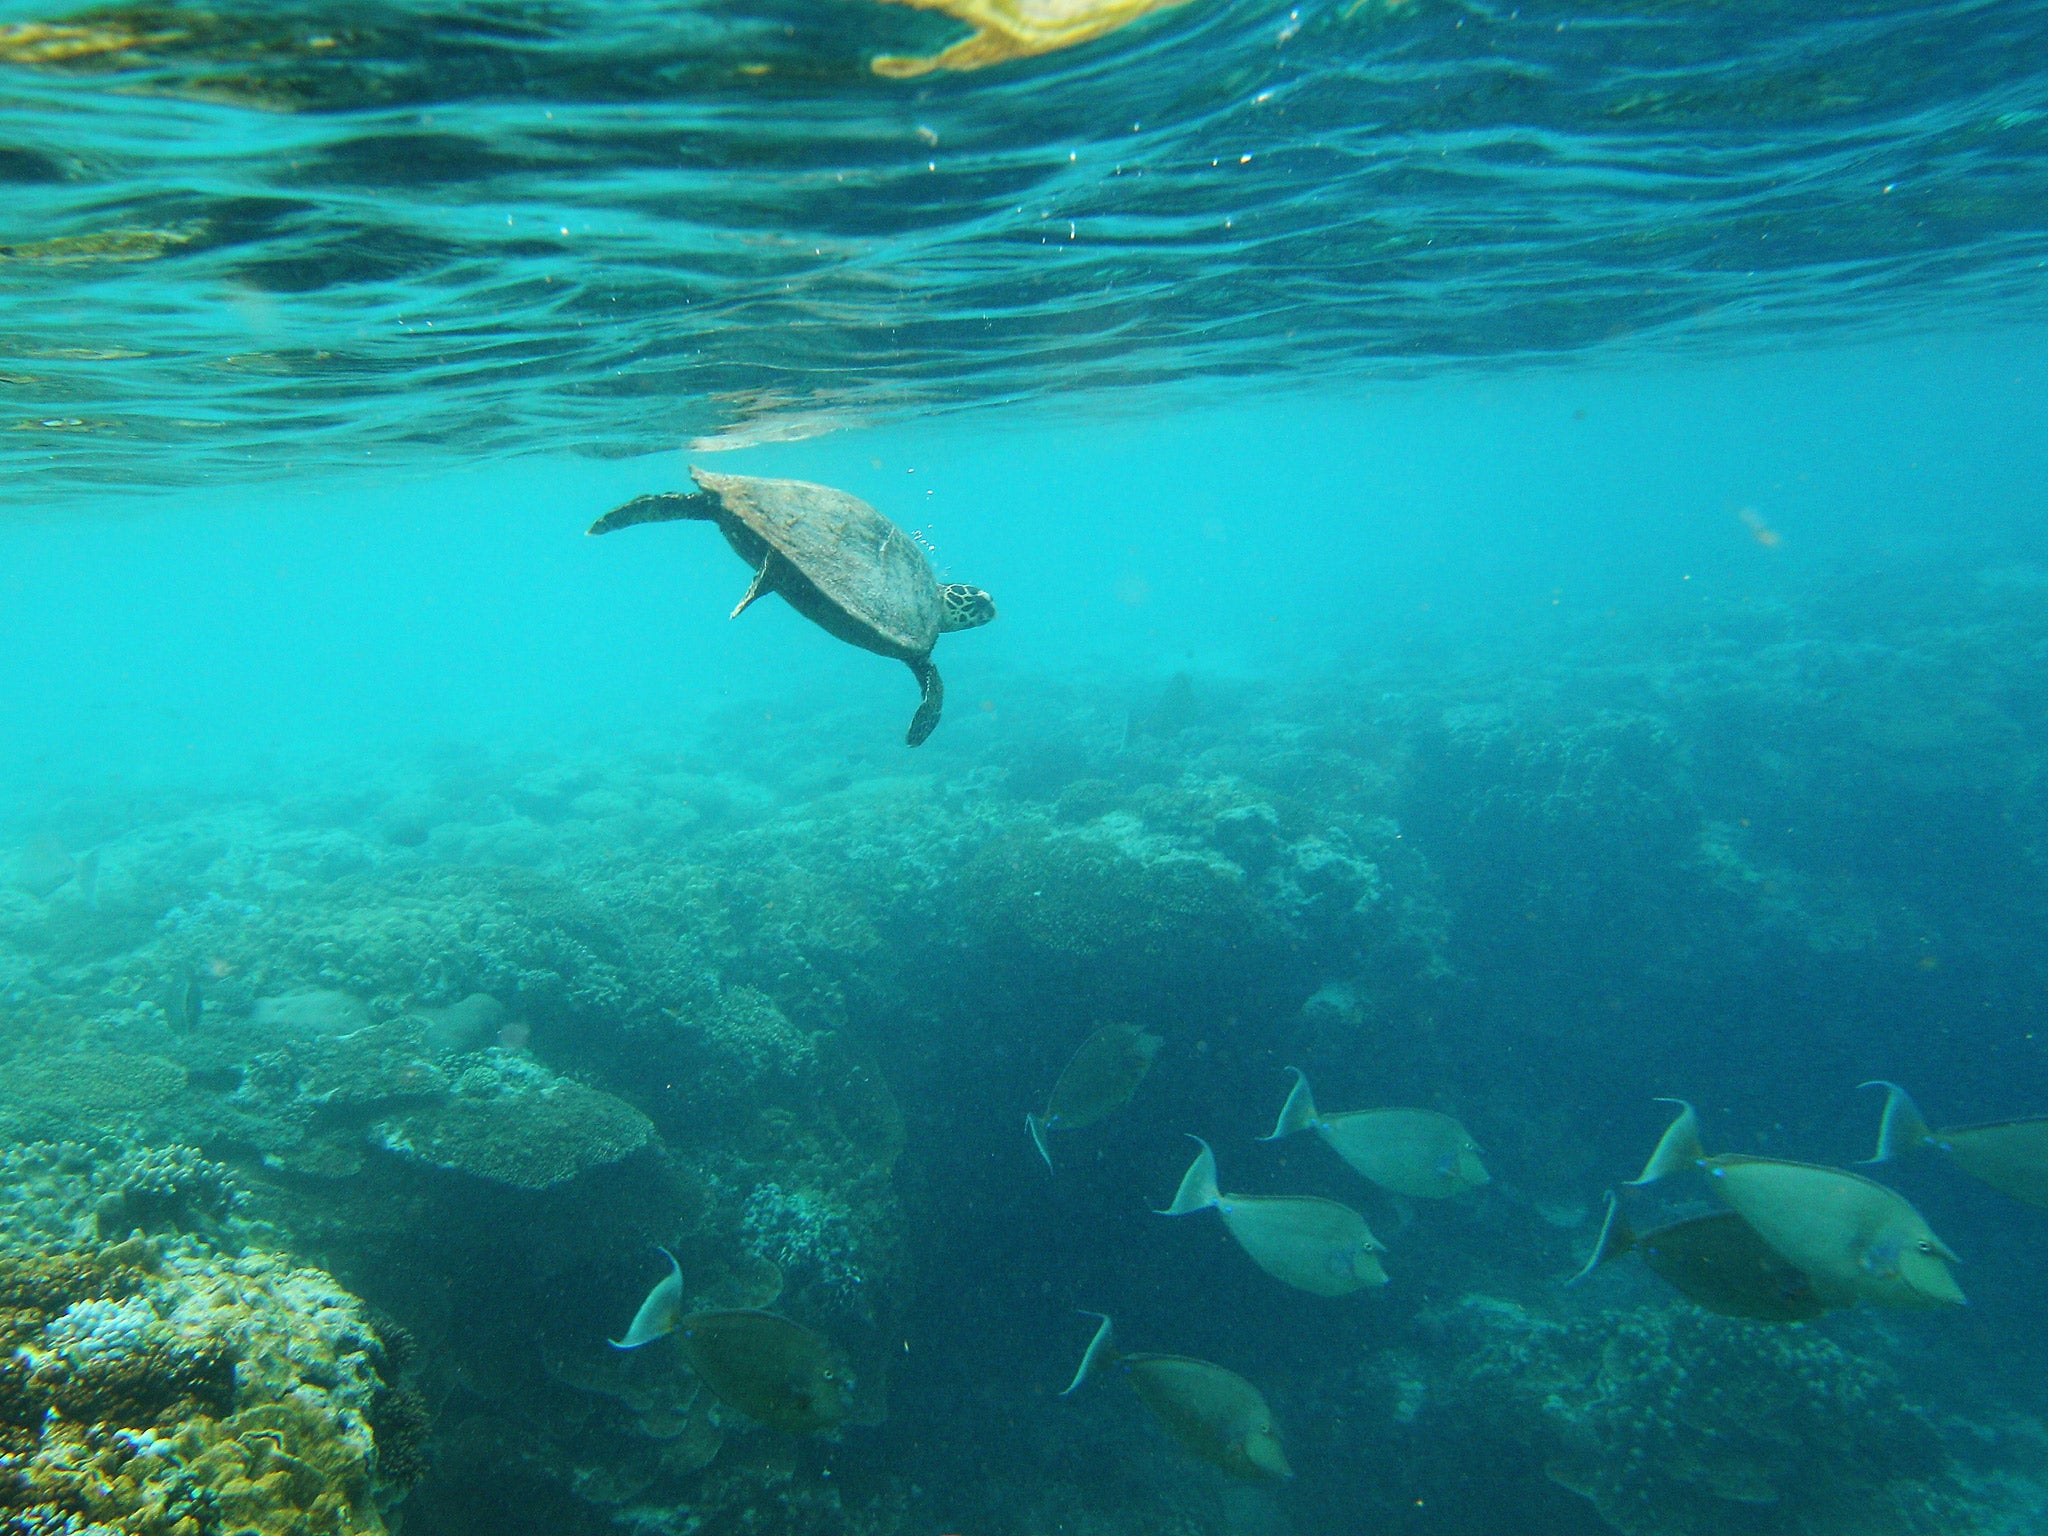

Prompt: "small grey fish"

[1863,1080,2048,1211]
[1159,1137,1387,1296]
[1027,1022,1163,1169]
[166,969,204,1032]
[1061,1313,1291,1482]
[1631,1099,1964,1309]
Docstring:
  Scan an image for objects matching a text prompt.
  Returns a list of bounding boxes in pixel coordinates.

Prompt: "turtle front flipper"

[586,491,718,536]
[906,657,944,747]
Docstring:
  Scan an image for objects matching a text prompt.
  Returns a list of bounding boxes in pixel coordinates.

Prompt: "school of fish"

[605,1015,2046,1487]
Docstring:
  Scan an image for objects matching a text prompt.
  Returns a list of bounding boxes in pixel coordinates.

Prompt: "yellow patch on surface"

[0,20,183,65]
[869,0,1199,77]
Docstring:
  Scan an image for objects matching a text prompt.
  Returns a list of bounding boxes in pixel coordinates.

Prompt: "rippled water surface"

[3,0,2047,487]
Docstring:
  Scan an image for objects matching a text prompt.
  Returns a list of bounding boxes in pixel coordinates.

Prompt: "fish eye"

[1917,1241,1934,1255]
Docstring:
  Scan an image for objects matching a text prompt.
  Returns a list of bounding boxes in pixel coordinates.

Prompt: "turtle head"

[939,584,996,633]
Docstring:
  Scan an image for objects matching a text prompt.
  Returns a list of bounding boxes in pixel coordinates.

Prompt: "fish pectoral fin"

[730,553,779,619]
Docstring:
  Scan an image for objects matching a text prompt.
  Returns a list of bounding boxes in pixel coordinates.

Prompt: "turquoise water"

[4,4,2048,1536]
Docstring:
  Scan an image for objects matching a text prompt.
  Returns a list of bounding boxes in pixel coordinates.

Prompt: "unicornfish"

[1262,1067,1488,1199]
[1060,1313,1291,1481]
[1567,1190,1832,1322]
[1158,1137,1387,1296]
[1629,1099,1964,1309]
[611,1250,855,1432]
[1027,1022,1163,1170]
[1862,1080,2048,1211]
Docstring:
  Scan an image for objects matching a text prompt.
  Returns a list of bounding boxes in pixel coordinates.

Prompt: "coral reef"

[0,1156,424,1536]
[4,557,2048,1536]
[1395,1294,2047,1536]
[370,1050,654,1192]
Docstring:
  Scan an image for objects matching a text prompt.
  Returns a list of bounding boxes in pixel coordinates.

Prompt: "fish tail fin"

[1157,1136,1221,1216]
[1566,1191,1635,1285]
[609,1247,685,1349]
[586,491,717,536]
[1859,1080,1937,1163]
[1627,1099,1704,1185]
[1259,1067,1318,1142]
[1060,1312,1117,1397]
[1027,1113,1054,1172]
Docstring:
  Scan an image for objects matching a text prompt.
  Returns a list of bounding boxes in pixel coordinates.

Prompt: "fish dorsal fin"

[1060,1312,1118,1397]
[1628,1100,1704,1186]
[1158,1136,1221,1216]
[1859,1080,1938,1163]
[611,1247,686,1349]
[1026,1113,1054,1172]
[1566,1191,1635,1285]
[1260,1067,1319,1142]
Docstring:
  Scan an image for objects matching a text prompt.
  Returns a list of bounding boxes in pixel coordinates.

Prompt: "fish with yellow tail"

[1061,1313,1292,1482]
[1862,1080,2048,1211]
[611,1250,856,1433]
[1261,1068,1488,1199]
[1027,1022,1163,1170]
[1629,1099,1965,1310]
[1158,1136,1387,1296]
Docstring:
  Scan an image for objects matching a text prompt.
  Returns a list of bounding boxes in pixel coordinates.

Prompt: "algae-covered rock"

[371,1050,654,1191]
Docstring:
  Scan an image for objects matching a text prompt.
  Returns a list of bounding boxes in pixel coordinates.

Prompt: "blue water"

[5,3,2048,1535]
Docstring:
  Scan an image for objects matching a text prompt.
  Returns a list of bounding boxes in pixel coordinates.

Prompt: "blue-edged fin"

[1566,1191,1635,1286]
[1628,1099,1704,1185]
[610,1247,686,1348]
[1158,1137,1222,1216]
[1027,1113,1054,1172]
[1860,1080,1939,1163]
[1260,1067,1319,1142]
[1061,1312,1118,1397]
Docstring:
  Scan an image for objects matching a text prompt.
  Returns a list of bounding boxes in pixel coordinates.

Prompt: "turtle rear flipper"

[587,491,717,537]
[906,657,943,747]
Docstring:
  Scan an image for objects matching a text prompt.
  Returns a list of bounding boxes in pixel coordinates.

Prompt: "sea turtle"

[588,467,996,746]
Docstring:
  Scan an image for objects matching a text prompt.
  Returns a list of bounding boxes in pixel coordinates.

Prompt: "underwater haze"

[4,3,2048,1536]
